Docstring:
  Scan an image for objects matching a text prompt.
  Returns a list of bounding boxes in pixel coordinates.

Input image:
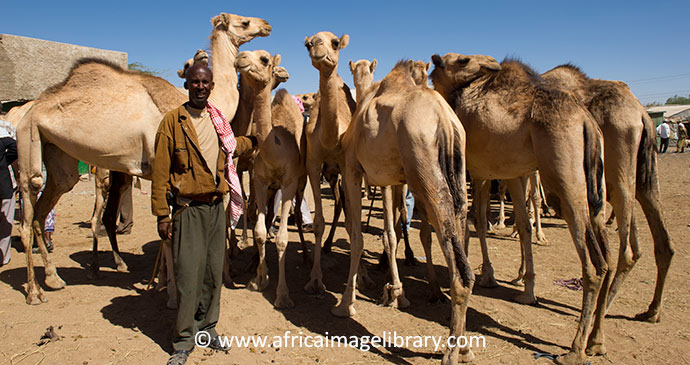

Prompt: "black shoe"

[209,336,231,352]
[166,350,191,365]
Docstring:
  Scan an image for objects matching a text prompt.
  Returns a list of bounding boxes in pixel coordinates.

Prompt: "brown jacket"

[151,103,254,217]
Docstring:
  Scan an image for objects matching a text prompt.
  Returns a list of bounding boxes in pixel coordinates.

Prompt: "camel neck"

[318,69,344,146]
[231,75,255,137]
[252,84,273,148]
[209,31,240,120]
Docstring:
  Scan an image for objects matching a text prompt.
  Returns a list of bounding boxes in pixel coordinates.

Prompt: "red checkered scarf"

[206,102,242,228]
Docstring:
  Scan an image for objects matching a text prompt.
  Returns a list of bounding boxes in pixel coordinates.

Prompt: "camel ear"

[370,59,377,72]
[273,54,282,67]
[177,69,185,78]
[406,60,415,73]
[431,54,445,68]
[349,60,355,73]
[425,61,431,72]
[212,13,229,29]
[339,34,349,49]
[478,56,501,71]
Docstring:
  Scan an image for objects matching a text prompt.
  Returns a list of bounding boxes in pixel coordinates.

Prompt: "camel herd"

[5,12,674,365]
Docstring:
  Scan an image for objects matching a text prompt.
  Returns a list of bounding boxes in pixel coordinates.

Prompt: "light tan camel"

[543,64,673,323]
[234,50,306,308]
[336,60,473,363]
[303,31,359,294]
[431,53,611,364]
[15,13,271,305]
[349,58,377,103]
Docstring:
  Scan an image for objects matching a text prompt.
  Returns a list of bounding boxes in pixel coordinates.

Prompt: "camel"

[542,64,673,323]
[349,59,377,103]
[15,13,271,305]
[234,50,307,308]
[431,53,611,364]
[302,31,359,294]
[335,60,473,364]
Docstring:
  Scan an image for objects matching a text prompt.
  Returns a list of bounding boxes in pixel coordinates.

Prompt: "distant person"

[0,118,17,267]
[270,189,313,233]
[676,123,687,153]
[657,120,671,153]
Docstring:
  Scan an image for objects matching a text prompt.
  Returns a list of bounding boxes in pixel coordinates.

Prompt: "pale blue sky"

[3,0,689,104]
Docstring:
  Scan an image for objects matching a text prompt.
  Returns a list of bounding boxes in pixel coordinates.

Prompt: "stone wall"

[0,34,127,102]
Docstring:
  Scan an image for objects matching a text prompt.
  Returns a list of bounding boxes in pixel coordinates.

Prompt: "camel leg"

[380,186,410,308]
[473,179,498,288]
[530,172,548,245]
[89,168,109,279]
[33,145,80,291]
[419,210,445,303]
[100,171,131,273]
[495,180,507,229]
[331,164,364,318]
[505,178,536,304]
[274,180,298,309]
[294,178,311,268]
[304,162,327,294]
[249,179,270,292]
[322,173,342,254]
[633,184,673,323]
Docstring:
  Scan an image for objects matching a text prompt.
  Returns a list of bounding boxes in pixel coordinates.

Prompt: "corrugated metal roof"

[646,104,690,117]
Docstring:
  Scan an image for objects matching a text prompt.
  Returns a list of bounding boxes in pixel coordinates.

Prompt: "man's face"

[186,66,214,107]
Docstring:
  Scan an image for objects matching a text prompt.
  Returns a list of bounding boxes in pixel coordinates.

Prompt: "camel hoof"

[331,302,356,317]
[514,292,537,305]
[304,278,326,294]
[635,310,661,323]
[585,343,607,356]
[442,347,474,364]
[496,223,506,229]
[535,236,550,246]
[238,238,252,251]
[26,292,47,305]
[116,263,129,273]
[274,294,295,309]
[478,273,498,288]
[459,349,475,363]
[248,274,269,292]
[45,274,66,290]
[554,350,586,365]
[510,277,525,287]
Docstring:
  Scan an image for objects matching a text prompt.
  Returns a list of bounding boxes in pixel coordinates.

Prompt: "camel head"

[430,53,501,92]
[211,13,272,46]
[271,66,290,90]
[411,60,431,87]
[177,49,209,78]
[349,59,377,89]
[296,93,317,112]
[304,32,349,71]
[235,50,282,89]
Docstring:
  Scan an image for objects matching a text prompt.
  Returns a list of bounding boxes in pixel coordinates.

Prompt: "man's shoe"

[166,350,191,365]
[209,336,231,352]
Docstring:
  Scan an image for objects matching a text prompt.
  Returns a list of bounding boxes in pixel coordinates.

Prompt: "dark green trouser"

[171,199,225,351]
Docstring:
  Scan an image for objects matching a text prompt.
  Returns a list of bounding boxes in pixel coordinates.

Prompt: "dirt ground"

[1,150,688,365]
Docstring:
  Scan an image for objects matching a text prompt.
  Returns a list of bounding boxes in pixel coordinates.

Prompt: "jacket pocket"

[173,147,190,172]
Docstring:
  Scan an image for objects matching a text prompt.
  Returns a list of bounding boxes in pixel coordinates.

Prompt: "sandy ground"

[0,150,689,365]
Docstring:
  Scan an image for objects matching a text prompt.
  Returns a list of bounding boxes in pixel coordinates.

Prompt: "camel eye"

[332,39,340,49]
[242,20,250,28]
[457,58,470,66]
[260,56,269,65]
[304,41,312,50]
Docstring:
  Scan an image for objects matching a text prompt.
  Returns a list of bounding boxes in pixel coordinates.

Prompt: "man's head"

[184,63,214,108]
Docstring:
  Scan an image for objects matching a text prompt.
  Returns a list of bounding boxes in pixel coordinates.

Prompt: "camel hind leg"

[380,185,410,308]
[100,171,131,273]
[473,179,498,288]
[89,167,109,279]
[34,144,81,290]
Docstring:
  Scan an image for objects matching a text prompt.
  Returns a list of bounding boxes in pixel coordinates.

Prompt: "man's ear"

[209,81,215,91]
[184,81,188,90]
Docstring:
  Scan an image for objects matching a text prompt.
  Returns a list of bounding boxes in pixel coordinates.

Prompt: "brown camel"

[15,13,271,305]
[543,65,673,323]
[303,31,359,293]
[431,53,611,364]
[336,60,473,363]
[235,50,306,308]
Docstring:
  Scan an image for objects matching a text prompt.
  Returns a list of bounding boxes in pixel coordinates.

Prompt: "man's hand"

[157,217,172,240]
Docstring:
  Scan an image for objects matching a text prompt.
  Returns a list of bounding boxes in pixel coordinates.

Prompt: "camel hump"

[137,75,186,113]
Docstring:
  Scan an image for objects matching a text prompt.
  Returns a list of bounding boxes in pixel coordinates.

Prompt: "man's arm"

[151,118,174,219]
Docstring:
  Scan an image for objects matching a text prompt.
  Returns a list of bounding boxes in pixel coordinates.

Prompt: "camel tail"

[636,111,658,193]
[436,125,465,216]
[583,120,605,217]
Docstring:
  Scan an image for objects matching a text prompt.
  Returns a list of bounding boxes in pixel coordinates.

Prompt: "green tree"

[665,95,690,105]
[128,62,161,76]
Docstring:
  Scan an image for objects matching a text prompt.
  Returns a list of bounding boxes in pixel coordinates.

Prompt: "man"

[657,119,671,153]
[0,117,16,267]
[676,122,687,153]
[151,64,254,365]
